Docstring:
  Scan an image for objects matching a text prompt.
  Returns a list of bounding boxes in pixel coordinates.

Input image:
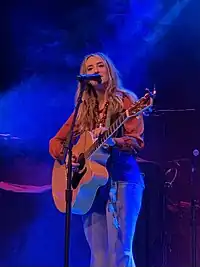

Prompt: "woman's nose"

[94,66,99,73]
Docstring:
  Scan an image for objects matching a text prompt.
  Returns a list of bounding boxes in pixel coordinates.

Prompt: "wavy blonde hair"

[75,52,125,132]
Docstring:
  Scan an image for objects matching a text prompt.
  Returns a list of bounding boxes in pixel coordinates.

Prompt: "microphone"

[76,74,102,83]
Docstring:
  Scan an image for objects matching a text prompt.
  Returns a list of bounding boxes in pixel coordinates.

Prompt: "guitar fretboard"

[84,111,128,159]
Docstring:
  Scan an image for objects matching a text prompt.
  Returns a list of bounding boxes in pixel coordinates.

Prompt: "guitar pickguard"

[71,168,87,189]
[72,153,87,189]
[72,147,109,190]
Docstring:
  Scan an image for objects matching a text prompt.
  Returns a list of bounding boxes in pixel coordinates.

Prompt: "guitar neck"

[84,111,128,159]
[83,89,155,159]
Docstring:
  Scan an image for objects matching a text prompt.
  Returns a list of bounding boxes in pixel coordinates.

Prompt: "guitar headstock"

[128,88,156,117]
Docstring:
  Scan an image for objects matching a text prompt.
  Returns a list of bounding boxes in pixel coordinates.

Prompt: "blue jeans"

[82,181,144,267]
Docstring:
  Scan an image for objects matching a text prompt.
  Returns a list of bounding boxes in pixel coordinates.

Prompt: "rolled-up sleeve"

[49,113,74,160]
[114,94,144,153]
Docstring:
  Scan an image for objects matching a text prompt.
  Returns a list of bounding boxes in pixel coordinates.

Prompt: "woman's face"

[85,55,109,87]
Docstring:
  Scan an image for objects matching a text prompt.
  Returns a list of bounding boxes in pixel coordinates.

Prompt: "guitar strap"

[104,100,112,129]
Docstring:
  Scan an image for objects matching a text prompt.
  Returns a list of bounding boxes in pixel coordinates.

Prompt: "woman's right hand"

[65,154,80,172]
[71,155,80,172]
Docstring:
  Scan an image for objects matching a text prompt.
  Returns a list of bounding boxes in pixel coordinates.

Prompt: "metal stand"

[191,149,199,267]
[63,81,87,267]
[161,180,170,267]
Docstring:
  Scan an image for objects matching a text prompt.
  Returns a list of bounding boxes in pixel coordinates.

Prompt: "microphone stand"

[144,108,196,116]
[63,80,87,267]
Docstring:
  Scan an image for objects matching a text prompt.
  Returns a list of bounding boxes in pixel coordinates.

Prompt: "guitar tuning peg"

[145,87,156,99]
[152,85,156,98]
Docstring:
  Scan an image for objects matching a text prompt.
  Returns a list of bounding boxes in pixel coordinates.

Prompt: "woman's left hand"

[92,127,107,138]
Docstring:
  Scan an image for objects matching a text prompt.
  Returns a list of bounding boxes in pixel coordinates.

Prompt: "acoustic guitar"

[52,89,155,214]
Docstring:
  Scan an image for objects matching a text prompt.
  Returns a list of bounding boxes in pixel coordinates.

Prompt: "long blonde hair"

[75,52,125,132]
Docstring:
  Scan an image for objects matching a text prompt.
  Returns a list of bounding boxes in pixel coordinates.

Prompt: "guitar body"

[52,131,110,214]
